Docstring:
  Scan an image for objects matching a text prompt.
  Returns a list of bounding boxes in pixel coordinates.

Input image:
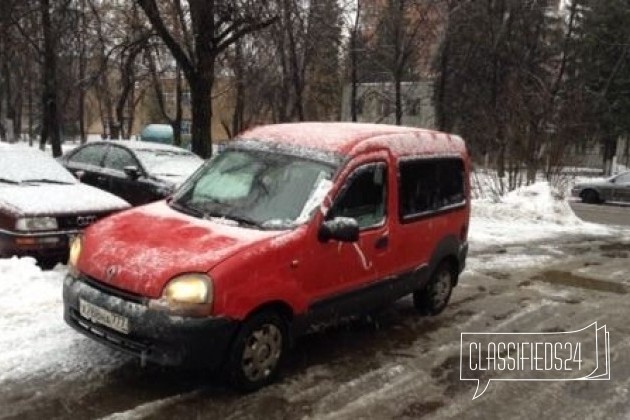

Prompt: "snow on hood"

[0,183,130,216]
[78,201,285,298]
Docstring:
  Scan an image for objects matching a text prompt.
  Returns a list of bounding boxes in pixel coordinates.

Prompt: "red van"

[63,123,470,390]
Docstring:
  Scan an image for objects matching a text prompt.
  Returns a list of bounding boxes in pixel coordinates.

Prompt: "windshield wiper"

[223,212,263,229]
[22,178,73,185]
[168,200,204,218]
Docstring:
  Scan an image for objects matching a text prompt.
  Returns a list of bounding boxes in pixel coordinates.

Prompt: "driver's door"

[300,155,396,314]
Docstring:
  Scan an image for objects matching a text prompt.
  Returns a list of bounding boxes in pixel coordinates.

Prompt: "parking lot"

[570,201,630,226]
[2,232,629,420]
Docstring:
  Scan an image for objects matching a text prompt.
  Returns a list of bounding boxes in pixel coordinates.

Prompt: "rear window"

[399,158,465,221]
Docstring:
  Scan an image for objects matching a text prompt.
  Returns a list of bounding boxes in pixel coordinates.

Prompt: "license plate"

[79,299,130,334]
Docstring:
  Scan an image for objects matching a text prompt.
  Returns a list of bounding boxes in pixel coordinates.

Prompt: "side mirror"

[318,217,360,243]
[123,166,141,179]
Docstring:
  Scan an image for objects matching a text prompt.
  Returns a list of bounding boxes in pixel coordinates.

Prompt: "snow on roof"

[85,140,195,154]
[239,122,465,158]
[0,145,77,184]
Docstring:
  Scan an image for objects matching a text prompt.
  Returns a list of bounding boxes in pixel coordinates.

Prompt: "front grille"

[80,274,147,305]
[57,212,107,230]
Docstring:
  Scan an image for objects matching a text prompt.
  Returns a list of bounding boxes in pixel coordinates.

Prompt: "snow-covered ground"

[0,181,628,420]
[470,182,614,249]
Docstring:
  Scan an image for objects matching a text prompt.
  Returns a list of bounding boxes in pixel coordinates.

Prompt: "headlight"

[68,236,82,268]
[148,274,213,316]
[15,217,58,231]
[163,274,212,305]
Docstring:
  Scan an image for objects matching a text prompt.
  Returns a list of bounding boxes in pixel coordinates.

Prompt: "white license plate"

[79,299,130,334]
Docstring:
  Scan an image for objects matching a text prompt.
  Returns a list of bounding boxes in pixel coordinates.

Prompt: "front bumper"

[63,274,238,369]
[0,228,76,260]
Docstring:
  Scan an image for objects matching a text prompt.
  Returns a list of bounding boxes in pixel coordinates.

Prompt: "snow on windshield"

[134,149,203,176]
[0,148,77,184]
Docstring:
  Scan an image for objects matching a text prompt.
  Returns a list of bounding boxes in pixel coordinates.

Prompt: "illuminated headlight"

[148,274,213,316]
[163,274,212,305]
[68,236,82,268]
[15,217,58,231]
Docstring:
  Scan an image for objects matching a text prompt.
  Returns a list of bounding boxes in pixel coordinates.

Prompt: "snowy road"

[1,183,630,420]
[2,232,630,420]
[570,201,630,226]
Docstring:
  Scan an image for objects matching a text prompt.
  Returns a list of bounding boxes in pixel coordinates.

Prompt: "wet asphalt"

[1,233,629,420]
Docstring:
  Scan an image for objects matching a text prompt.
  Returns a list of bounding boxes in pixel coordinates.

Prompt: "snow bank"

[469,181,617,249]
[473,182,580,225]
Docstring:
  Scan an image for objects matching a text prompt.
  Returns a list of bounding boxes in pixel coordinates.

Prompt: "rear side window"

[399,158,465,221]
[104,146,138,172]
[69,145,107,167]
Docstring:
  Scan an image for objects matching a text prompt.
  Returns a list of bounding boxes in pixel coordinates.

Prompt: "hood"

[78,201,284,298]
[148,160,203,187]
[0,183,130,216]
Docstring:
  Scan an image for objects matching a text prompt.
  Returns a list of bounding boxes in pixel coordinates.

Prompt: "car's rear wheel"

[225,311,287,392]
[414,261,456,316]
[581,189,601,204]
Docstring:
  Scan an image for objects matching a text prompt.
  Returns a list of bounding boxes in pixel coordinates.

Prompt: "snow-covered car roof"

[95,140,195,154]
[239,122,467,159]
[0,145,78,184]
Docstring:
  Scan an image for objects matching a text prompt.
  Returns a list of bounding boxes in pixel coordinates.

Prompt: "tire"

[225,311,287,392]
[413,261,456,316]
[581,189,601,204]
[37,257,60,270]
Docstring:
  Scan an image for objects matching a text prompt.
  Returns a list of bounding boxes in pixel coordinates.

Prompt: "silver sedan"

[571,171,630,204]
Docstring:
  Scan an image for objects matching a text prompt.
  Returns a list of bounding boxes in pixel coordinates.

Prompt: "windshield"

[0,149,77,185]
[172,149,336,229]
[135,149,203,177]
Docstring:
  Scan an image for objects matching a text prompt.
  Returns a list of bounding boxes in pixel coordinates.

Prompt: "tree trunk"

[394,73,402,125]
[603,135,617,176]
[231,40,244,137]
[173,65,183,146]
[40,0,62,157]
[190,75,212,157]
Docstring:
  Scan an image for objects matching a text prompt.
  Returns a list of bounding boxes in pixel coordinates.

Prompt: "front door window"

[327,163,387,229]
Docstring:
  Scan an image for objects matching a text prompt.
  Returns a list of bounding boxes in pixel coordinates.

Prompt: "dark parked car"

[59,141,203,206]
[0,144,130,268]
[571,171,630,204]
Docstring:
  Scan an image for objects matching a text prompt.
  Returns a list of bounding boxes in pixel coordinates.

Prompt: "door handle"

[375,235,389,250]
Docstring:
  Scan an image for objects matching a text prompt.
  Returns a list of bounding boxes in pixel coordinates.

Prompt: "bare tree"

[136,0,276,157]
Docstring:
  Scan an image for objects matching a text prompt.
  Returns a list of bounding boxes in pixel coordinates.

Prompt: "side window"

[69,145,107,167]
[399,158,465,220]
[615,173,630,184]
[103,146,138,172]
[328,163,387,229]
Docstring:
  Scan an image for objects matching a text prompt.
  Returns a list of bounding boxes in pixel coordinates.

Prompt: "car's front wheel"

[581,189,601,204]
[414,261,456,316]
[225,311,287,392]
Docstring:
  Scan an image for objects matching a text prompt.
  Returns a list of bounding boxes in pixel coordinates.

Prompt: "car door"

[64,144,109,189]
[300,154,400,315]
[613,173,630,202]
[101,145,155,205]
